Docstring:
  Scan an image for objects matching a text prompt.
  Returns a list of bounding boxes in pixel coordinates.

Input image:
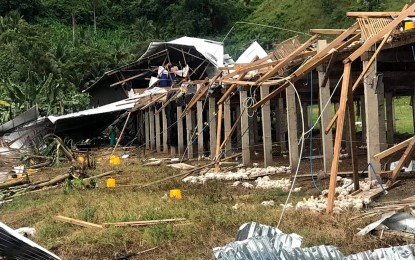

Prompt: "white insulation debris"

[294,177,373,214]
[182,166,291,185]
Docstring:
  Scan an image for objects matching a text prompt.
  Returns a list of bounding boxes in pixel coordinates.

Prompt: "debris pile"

[214,222,415,260]
[182,166,290,184]
[295,177,372,214]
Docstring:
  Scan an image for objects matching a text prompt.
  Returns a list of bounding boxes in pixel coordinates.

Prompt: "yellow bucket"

[169,189,182,200]
[106,178,116,188]
[109,155,121,165]
[404,21,415,31]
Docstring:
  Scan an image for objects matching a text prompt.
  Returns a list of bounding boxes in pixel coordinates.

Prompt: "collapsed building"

[2,6,415,214]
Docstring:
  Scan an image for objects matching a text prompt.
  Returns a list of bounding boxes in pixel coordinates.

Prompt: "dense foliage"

[0,0,408,122]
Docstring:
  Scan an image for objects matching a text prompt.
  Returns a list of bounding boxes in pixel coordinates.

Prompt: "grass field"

[0,152,403,259]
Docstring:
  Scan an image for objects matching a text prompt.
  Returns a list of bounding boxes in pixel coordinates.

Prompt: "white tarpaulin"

[48,87,167,124]
[236,41,269,64]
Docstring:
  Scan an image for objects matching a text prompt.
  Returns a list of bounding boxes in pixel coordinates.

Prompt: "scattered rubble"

[294,177,373,214]
[182,166,291,184]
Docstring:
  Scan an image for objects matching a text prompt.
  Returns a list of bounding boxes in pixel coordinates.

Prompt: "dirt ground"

[0,146,413,259]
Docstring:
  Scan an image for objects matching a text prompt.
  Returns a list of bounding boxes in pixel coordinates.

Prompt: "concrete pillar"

[377,77,387,152]
[155,108,161,152]
[360,95,366,143]
[286,86,299,171]
[276,97,287,151]
[235,106,242,150]
[363,56,382,178]
[385,92,394,147]
[224,99,232,156]
[240,91,250,165]
[162,108,168,153]
[209,97,217,158]
[149,108,155,150]
[145,110,149,150]
[261,87,273,166]
[177,106,184,155]
[186,109,194,159]
[317,39,334,174]
[197,101,204,156]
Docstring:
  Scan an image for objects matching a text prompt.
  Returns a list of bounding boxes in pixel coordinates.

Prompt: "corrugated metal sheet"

[214,222,415,260]
[0,222,60,260]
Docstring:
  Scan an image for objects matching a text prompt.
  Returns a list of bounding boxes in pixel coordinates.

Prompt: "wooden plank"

[209,97,217,158]
[326,63,351,214]
[54,215,103,229]
[102,218,187,228]
[256,34,319,83]
[345,4,415,63]
[219,109,242,151]
[155,110,161,153]
[347,11,415,17]
[155,90,180,115]
[180,77,212,118]
[390,136,415,183]
[310,29,357,35]
[374,137,414,161]
[110,71,149,87]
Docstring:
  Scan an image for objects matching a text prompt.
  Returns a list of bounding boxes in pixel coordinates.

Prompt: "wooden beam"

[155,91,180,115]
[219,109,242,151]
[390,136,415,183]
[221,54,273,80]
[110,71,149,87]
[54,215,103,229]
[256,34,319,83]
[347,11,415,17]
[373,137,414,161]
[251,23,360,111]
[326,63,351,214]
[180,77,210,118]
[310,29,357,35]
[325,5,408,133]
[217,56,260,105]
[344,3,415,63]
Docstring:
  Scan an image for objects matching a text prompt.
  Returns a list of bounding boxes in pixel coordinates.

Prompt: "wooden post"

[224,99,232,156]
[197,101,204,156]
[317,40,334,174]
[155,108,161,153]
[343,105,352,154]
[286,86,299,171]
[186,109,194,159]
[261,86,273,166]
[145,110,150,150]
[177,106,184,155]
[363,56,382,180]
[162,107,168,153]
[149,108,155,150]
[209,97,217,159]
[327,63,351,214]
[385,92,394,147]
[240,91,250,165]
[215,104,223,172]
